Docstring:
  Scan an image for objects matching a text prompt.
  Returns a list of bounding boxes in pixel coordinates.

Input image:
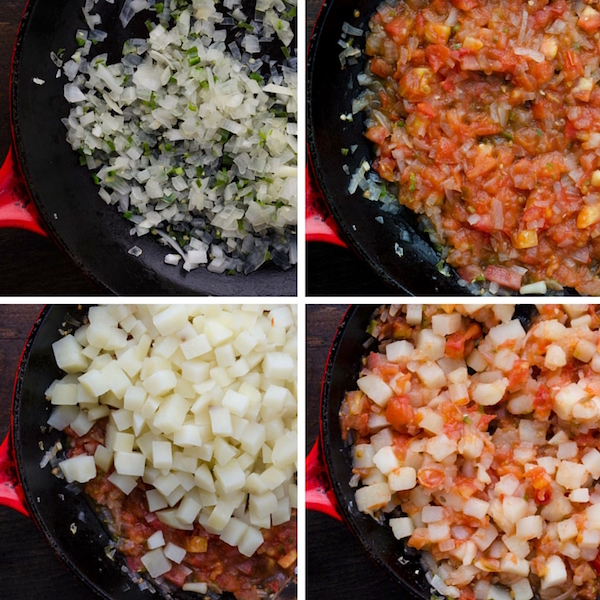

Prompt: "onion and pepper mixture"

[61,0,297,275]
[340,304,600,600]
[44,305,297,600]
[357,0,600,295]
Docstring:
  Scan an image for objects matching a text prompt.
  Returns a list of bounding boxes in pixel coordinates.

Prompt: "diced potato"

[52,335,89,374]
[540,556,567,590]
[357,374,393,407]
[141,548,172,578]
[355,481,392,513]
[389,516,414,539]
[471,378,508,406]
[114,451,146,477]
[59,454,97,483]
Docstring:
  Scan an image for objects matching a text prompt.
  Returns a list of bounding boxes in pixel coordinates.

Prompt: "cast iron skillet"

[306,304,539,598]
[306,305,426,599]
[0,305,295,600]
[306,1,576,296]
[4,0,296,296]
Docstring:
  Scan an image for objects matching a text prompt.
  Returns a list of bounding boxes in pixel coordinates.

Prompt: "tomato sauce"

[361,0,600,294]
[67,421,296,600]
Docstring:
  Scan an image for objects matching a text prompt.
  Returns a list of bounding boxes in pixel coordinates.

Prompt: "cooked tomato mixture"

[361,0,600,294]
[66,421,296,600]
[340,304,600,599]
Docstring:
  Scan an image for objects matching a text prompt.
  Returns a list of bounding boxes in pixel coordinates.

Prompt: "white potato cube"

[107,472,138,495]
[556,460,588,490]
[385,340,414,363]
[417,329,446,361]
[416,362,447,389]
[164,541,187,564]
[355,482,392,513]
[59,454,97,483]
[431,313,462,337]
[153,306,189,336]
[388,467,417,492]
[143,369,178,396]
[153,395,192,435]
[238,526,264,557]
[263,352,295,381]
[390,517,414,539]
[357,374,393,407]
[541,556,567,590]
[114,451,146,477]
[141,548,172,578]
[52,335,88,373]
[516,515,543,540]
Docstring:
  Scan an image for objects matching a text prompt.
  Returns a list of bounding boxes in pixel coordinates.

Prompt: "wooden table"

[0,305,96,599]
[306,304,405,600]
[305,2,394,296]
[0,1,100,295]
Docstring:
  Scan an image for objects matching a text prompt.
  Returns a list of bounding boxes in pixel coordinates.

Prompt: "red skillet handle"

[0,434,29,517]
[0,149,47,237]
[306,439,343,521]
[305,165,348,249]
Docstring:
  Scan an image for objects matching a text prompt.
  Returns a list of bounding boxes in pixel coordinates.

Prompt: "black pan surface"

[11,305,231,599]
[319,304,426,599]
[12,0,296,296]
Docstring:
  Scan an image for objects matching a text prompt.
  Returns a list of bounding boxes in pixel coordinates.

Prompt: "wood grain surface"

[0,304,95,599]
[306,304,406,600]
[0,1,100,295]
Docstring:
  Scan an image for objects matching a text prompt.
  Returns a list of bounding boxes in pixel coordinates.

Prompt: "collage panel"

[307,302,600,600]
[0,0,297,296]
[307,0,600,298]
[0,302,298,599]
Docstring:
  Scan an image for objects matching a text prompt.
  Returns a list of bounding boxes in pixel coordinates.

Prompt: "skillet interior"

[12,0,296,296]
[320,304,426,599]
[12,305,229,600]
[306,0,586,296]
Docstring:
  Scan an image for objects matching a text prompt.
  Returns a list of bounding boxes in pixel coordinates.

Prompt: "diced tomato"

[425,44,453,73]
[365,125,389,146]
[164,565,191,588]
[375,156,396,182]
[383,15,412,42]
[466,154,498,181]
[578,7,600,33]
[417,102,436,118]
[524,466,553,505]
[445,322,482,358]
[370,57,395,79]
[450,0,478,9]
[398,68,434,102]
[483,265,523,290]
[533,384,552,420]
[385,395,415,430]
[562,48,584,80]
[417,466,445,489]
[507,359,530,389]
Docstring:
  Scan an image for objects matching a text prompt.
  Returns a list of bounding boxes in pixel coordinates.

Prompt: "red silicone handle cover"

[0,149,47,237]
[305,440,343,521]
[0,434,29,517]
[305,165,348,249]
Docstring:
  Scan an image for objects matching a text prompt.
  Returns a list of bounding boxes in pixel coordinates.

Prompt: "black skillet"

[306,304,539,598]
[0,304,262,600]
[3,0,296,296]
[306,0,575,296]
